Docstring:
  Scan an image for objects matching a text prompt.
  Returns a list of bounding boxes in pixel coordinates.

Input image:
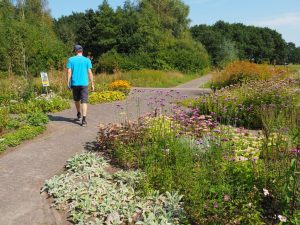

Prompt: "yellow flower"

[108,80,131,93]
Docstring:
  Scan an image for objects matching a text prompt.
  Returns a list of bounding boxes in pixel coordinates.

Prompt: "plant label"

[40,72,50,87]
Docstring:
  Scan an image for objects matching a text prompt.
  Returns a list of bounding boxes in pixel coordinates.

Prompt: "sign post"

[40,72,50,95]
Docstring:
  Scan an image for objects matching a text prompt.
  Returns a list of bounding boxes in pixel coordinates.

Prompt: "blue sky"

[49,0,300,46]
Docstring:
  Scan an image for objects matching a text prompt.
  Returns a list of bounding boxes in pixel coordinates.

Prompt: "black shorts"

[72,86,88,103]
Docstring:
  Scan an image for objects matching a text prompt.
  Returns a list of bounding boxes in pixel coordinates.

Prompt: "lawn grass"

[288,64,300,78]
[94,69,209,88]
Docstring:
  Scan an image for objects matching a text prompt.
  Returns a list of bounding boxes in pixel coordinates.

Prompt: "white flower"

[278,215,287,222]
[263,188,269,196]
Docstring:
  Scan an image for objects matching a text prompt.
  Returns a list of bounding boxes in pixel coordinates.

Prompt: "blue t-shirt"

[67,55,92,86]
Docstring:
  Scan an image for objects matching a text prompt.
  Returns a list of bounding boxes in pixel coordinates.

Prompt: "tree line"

[54,0,209,73]
[191,21,300,66]
[0,0,299,77]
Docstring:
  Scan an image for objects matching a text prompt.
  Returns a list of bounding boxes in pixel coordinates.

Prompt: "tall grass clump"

[212,61,288,89]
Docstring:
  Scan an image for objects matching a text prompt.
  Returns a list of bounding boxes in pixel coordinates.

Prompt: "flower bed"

[95,107,300,224]
[183,78,300,129]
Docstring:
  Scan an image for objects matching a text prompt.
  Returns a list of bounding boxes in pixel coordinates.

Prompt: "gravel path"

[0,74,211,225]
[175,73,212,88]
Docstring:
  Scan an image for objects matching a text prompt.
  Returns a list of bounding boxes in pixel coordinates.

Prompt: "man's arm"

[88,69,94,91]
[67,68,72,89]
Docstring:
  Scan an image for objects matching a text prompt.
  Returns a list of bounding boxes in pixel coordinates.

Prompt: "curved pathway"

[0,74,211,225]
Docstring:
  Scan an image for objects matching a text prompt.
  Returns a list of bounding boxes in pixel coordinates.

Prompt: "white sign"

[40,72,50,87]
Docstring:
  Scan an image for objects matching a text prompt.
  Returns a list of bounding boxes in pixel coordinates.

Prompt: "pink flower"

[224,195,231,202]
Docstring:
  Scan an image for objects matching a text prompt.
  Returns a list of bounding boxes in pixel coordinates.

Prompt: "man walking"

[67,45,94,127]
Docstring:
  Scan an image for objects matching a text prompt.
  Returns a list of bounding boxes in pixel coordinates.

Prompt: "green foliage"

[0,107,9,134]
[0,125,45,152]
[0,0,66,76]
[42,153,187,224]
[191,21,298,66]
[9,95,70,114]
[56,0,210,73]
[89,91,126,105]
[26,110,49,126]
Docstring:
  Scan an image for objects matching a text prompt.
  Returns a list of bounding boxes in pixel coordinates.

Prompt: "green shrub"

[89,91,126,105]
[158,39,210,74]
[9,95,70,114]
[5,118,22,130]
[27,111,49,126]
[96,40,210,74]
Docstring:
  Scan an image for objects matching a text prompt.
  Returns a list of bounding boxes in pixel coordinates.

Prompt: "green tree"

[191,21,290,65]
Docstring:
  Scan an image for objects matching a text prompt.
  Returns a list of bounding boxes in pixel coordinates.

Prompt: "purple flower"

[252,157,259,162]
[290,147,300,154]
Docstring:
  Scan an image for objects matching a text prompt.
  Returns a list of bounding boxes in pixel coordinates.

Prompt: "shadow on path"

[48,115,80,125]
[84,141,99,151]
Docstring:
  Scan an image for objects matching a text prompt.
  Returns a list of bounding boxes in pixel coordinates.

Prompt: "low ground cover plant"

[96,106,300,224]
[42,153,188,225]
[183,77,300,129]
[211,61,289,89]
[0,125,46,152]
[89,91,126,105]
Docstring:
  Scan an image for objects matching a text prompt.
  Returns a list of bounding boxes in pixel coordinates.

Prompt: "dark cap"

[74,45,83,52]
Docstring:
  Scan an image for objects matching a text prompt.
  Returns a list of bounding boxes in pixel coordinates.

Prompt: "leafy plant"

[27,110,49,126]
[89,91,126,105]
[9,95,70,114]
[42,153,187,225]
[0,125,45,152]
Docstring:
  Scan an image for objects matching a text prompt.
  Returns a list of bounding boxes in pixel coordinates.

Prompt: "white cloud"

[255,13,300,28]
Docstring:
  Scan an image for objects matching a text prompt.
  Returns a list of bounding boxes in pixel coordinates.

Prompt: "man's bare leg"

[82,103,87,117]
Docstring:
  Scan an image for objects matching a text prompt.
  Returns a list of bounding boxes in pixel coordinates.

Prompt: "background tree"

[191,21,297,66]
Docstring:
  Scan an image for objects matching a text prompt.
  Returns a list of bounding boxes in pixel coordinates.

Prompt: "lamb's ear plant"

[42,153,187,225]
